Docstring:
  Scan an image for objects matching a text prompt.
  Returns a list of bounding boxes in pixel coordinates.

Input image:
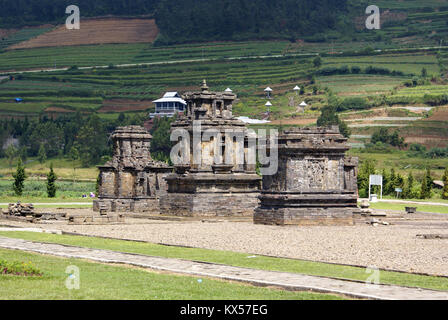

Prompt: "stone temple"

[254,126,360,226]
[93,126,172,214]
[159,81,261,216]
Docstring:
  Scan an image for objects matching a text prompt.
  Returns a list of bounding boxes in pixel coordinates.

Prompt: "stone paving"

[0,236,447,300]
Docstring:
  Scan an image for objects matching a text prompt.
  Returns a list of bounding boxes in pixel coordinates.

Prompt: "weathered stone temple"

[159,81,261,216]
[93,126,172,213]
[254,127,360,226]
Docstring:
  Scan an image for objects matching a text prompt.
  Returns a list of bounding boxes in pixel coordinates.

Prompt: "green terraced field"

[0,27,53,50]
[317,74,407,96]
[0,41,295,72]
[323,53,440,75]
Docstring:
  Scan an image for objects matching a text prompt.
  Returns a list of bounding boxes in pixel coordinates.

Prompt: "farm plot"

[98,99,152,113]
[323,53,439,75]
[0,44,147,72]
[8,19,159,50]
[0,26,53,50]
[317,74,406,96]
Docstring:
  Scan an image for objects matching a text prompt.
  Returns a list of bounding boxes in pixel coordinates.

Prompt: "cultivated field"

[8,18,159,50]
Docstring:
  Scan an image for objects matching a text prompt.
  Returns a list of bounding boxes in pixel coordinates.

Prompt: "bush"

[337,97,369,112]
[351,66,361,74]
[0,259,42,276]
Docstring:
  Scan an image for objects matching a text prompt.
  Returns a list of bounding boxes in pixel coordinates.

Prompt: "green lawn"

[0,231,446,292]
[0,248,343,300]
[370,202,448,214]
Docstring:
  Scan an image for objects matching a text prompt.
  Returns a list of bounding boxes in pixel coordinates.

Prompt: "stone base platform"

[67,212,125,225]
[93,198,160,214]
[160,171,261,217]
[160,191,260,217]
[254,192,361,226]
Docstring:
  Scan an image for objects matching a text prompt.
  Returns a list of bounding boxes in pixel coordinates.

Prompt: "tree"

[46,163,57,198]
[394,172,405,197]
[5,144,17,167]
[27,121,64,157]
[442,168,448,200]
[403,172,416,199]
[150,116,176,162]
[357,160,376,198]
[420,168,433,199]
[68,146,80,161]
[385,168,397,195]
[317,104,351,138]
[313,56,322,68]
[74,115,108,167]
[12,158,26,196]
[37,143,47,164]
[421,67,428,78]
[19,146,28,162]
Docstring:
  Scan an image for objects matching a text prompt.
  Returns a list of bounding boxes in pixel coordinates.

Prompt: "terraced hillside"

[8,18,159,50]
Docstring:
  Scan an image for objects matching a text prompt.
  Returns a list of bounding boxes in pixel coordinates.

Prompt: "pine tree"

[386,168,396,195]
[317,104,351,138]
[394,172,405,198]
[38,143,46,164]
[442,168,448,200]
[357,160,376,198]
[46,163,57,198]
[403,172,415,199]
[420,168,433,199]
[12,158,26,196]
[381,168,389,195]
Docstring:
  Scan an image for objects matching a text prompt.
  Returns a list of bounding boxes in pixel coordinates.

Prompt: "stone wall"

[93,126,172,214]
[254,127,360,226]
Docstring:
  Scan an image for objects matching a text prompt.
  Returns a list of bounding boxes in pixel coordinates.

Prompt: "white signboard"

[369,175,383,186]
[368,175,383,200]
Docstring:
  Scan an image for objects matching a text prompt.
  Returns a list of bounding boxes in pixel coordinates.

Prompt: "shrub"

[443,168,448,200]
[46,163,57,198]
[337,97,369,112]
[351,66,361,74]
[0,259,42,276]
[12,158,26,196]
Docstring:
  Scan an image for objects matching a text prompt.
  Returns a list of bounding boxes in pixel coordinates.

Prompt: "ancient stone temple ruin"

[93,126,172,213]
[254,127,360,226]
[159,81,261,216]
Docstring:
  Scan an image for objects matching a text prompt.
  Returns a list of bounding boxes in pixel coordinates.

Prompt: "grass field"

[0,157,97,203]
[0,157,98,180]
[370,202,448,214]
[0,248,342,300]
[0,231,446,292]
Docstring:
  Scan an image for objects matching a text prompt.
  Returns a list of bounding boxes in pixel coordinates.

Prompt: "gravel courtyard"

[3,209,448,277]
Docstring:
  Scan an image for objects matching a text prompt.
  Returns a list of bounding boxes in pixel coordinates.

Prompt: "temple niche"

[254,126,360,226]
[93,126,172,213]
[159,81,261,217]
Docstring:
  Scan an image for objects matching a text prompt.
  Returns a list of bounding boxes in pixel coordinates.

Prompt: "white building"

[150,92,187,118]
